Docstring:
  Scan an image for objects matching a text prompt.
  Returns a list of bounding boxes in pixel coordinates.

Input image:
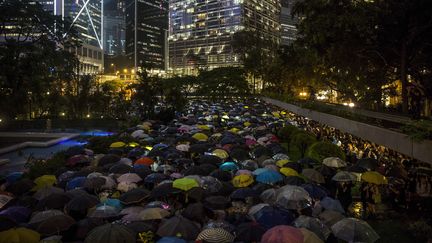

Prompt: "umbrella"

[83,177,107,191]
[4,172,23,184]
[117,173,142,184]
[200,176,223,194]
[212,149,229,160]
[261,225,304,243]
[88,205,120,219]
[299,228,324,243]
[66,155,90,167]
[253,206,296,230]
[256,170,283,185]
[119,188,150,205]
[176,144,190,152]
[386,166,408,178]
[318,210,345,227]
[183,166,206,176]
[192,133,208,141]
[0,227,40,243]
[85,223,136,243]
[220,162,239,172]
[36,193,71,210]
[362,171,387,185]
[260,188,277,204]
[110,141,126,148]
[232,175,254,188]
[298,157,319,166]
[151,183,181,199]
[294,215,331,241]
[276,185,312,210]
[302,169,325,184]
[273,153,290,161]
[0,206,31,224]
[33,175,57,191]
[204,196,230,210]
[196,228,235,243]
[198,155,222,165]
[30,212,75,235]
[276,159,290,167]
[253,168,271,176]
[157,237,187,243]
[280,167,300,177]
[332,171,356,182]
[145,173,168,184]
[322,157,347,168]
[157,216,201,240]
[99,198,123,210]
[140,208,170,220]
[109,163,133,174]
[331,218,379,243]
[0,216,18,231]
[66,176,86,190]
[284,176,306,186]
[135,157,155,166]
[356,158,379,171]
[301,184,328,200]
[319,197,345,213]
[65,194,99,212]
[230,188,260,200]
[230,148,250,162]
[173,178,199,191]
[32,186,64,200]
[235,222,266,242]
[98,154,121,166]
[189,144,211,154]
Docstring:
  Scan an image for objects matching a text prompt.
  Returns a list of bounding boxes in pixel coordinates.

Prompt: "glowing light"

[348,103,355,108]
[86,114,91,118]
[60,112,66,116]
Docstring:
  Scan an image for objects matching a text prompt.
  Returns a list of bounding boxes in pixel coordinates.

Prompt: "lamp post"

[110,63,116,74]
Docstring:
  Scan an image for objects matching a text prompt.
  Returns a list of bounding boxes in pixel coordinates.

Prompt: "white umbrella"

[276,185,312,210]
[331,218,379,243]
[323,157,347,168]
[332,171,356,182]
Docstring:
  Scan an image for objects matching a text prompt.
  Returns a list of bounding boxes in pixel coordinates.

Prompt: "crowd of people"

[0,98,430,243]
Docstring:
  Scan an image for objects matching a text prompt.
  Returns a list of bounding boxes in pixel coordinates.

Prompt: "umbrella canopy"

[362,171,387,185]
[302,169,325,184]
[157,216,201,240]
[256,170,283,185]
[280,167,299,177]
[0,227,40,243]
[261,225,304,243]
[88,205,120,219]
[85,223,136,243]
[220,162,239,172]
[140,207,170,220]
[0,206,31,224]
[30,212,75,235]
[301,184,329,200]
[33,175,57,191]
[135,157,155,166]
[204,196,230,210]
[332,171,356,182]
[276,185,312,210]
[151,183,181,199]
[356,158,379,171]
[331,218,379,243]
[110,141,126,148]
[230,188,260,200]
[173,178,199,191]
[196,228,235,243]
[322,157,347,168]
[319,197,345,213]
[253,206,296,230]
[36,193,71,211]
[300,228,324,243]
[192,133,208,142]
[33,186,64,200]
[119,188,150,205]
[157,237,187,243]
[117,173,143,184]
[235,222,266,242]
[66,176,86,191]
[212,149,229,160]
[232,175,254,188]
[294,215,331,241]
[65,194,99,212]
[318,210,345,227]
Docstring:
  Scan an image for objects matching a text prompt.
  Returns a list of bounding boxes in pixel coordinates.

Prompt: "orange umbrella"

[135,157,154,166]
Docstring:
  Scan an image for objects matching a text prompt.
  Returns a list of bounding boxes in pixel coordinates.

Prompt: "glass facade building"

[104,0,126,56]
[168,0,280,73]
[280,0,299,46]
[125,0,169,71]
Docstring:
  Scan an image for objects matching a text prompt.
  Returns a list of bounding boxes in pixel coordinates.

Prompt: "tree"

[290,131,317,158]
[131,68,162,120]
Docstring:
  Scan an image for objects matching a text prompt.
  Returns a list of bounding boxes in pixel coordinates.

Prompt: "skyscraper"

[125,0,169,71]
[280,0,299,46]
[104,0,126,56]
[168,0,280,74]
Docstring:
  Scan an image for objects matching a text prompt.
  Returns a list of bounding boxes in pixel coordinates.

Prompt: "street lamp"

[123,68,128,74]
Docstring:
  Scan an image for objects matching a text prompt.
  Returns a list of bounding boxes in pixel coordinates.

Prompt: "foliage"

[277,125,299,143]
[306,141,345,163]
[290,131,317,158]
[401,120,432,141]
[86,136,119,154]
[25,152,67,179]
[407,220,432,242]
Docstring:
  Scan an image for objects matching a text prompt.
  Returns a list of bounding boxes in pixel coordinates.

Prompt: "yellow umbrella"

[0,227,40,243]
[212,149,229,160]
[232,175,254,188]
[361,171,388,185]
[229,128,240,134]
[173,178,199,191]
[280,167,300,177]
[127,142,139,147]
[192,133,208,142]
[271,111,281,118]
[243,121,251,127]
[197,125,211,131]
[110,141,126,148]
[33,175,57,191]
[276,159,290,167]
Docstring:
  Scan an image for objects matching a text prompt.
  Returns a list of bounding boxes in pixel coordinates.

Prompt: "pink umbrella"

[117,173,142,184]
[261,225,304,243]
[236,170,253,176]
[265,164,279,171]
[170,173,183,179]
[176,144,190,152]
[245,138,257,147]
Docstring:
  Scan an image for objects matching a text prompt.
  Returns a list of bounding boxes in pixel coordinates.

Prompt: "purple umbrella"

[0,206,32,223]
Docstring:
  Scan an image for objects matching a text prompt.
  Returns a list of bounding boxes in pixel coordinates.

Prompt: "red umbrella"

[261,225,304,243]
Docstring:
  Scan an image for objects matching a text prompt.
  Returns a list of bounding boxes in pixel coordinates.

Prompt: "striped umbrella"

[196,228,235,243]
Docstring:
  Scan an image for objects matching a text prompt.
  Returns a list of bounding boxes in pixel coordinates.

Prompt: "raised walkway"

[264,97,432,164]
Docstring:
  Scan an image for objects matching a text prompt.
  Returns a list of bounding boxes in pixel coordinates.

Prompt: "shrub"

[290,131,317,158]
[277,125,299,143]
[305,141,345,163]
[86,136,118,154]
[25,152,67,179]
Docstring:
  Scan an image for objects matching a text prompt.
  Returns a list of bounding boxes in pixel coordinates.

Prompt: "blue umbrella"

[0,206,31,223]
[66,176,86,191]
[254,206,295,230]
[256,170,283,185]
[220,162,239,172]
[252,168,270,176]
[5,172,24,184]
[231,188,260,200]
[301,183,329,200]
[145,173,168,184]
[98,198,123,210]
[320,197,345,213]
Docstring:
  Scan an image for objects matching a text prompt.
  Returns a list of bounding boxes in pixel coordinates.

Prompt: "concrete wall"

[264,97,432,164]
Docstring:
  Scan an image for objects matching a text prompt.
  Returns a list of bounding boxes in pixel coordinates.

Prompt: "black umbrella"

[183,166,207,176]
[144,173,168,184]
[150,183,181,199]
[189,144,211,154]
[284,176,305,186]
[199,164,218,175]
[347,165,367,173]
[35,214,75,235]
[252,146,272,158]
[204,196,230,210]
[157,216,201,240]
[230,148,250,162]
[83,177,107,191]
[6,179,34,196]
[197,155,222,165]
[182,202,212,224]
[235,222,266,242]
[85,223,136,243]
[74,218,106,240]
[209,169,232,182]
[98,154,121,166]
[356,158,379,171]
[65,194,99,212]
[119,188,150,205]
[230,188,260,200]
[36,193,71,210]
[0,216,17,231]
[109,163,133,174]
[283,162,302,173]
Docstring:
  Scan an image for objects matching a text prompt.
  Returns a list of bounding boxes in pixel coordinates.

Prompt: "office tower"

[104,0,126,56]
[169,0,280,74]
[125,0,169,72]
[280,0,299,46]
